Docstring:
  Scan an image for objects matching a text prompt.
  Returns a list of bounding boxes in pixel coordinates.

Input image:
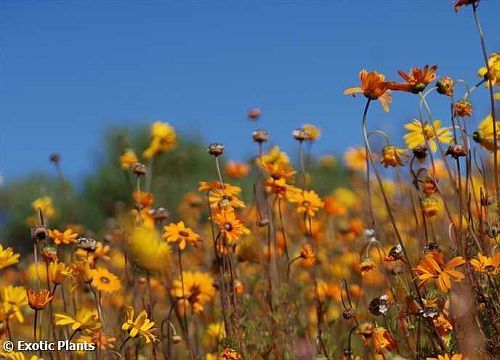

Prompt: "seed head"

[208,143,224,157]
[252,129,269,143]
[132,162,147,176]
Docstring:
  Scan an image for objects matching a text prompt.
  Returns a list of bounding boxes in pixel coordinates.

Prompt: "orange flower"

[225,161,250,179]
[27,289,54,310]
[344,70,392,112]
[359,257,376,275]
[372,327,396,354]
[287,189,324,217]
[49,228,78,245]
[132,191,155,208]
[264,178,298,198]
[413,252,465,292]
[389,65,438,93]
[299,244,316,267]
[433,313,453,336]
[213,209,250,244]
[454,0,477,12]
[323,195,347,216]
[163,221,202,250]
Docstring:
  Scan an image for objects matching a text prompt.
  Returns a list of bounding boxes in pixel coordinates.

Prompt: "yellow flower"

[55,308,101,333]
[420,196,442,218]
[213,209,250,244]
[473,114,500,152]
[48,261,71,284]
[414,252,465,293]
[163,221,202,250]
[122,306,157,343]
[92,267,122,293]
[119,149,138,170]
[477,52,499,87]
[205,322,226,346]
[302,123,321,141]
[0,351,41,360]
[49,228,78,245]
[32,196,56,219]
[171,271,216,313]
[404,119,452,152]
[470,252,498,274]
[257,146,296,180]
[126,227,171,273]
[77,332,116,351]
[143,121,177,159]
[0,245,20,270]
[70,261,94,283]
[287,189,324,217]
[344,147,372,172]
[344,69,392,112]
[380,145,407,167]
[426,354,463,360]
[0,285,28,323]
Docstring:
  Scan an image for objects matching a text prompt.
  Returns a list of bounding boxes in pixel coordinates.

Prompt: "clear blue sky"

[1,1,499,183]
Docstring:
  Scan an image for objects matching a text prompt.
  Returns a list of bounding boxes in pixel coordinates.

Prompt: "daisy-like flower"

[132,190,154,209]
[299,244,316,267]
[257,146,296,180]
[27,289,54,311]
[477,52,499,87]
[163,221,202,250]
[225,161,250,179]
[171,271,216,313]
[143,121,177,159]
[433,313,453,336]
[220,348,242,360]
[49,261,72,285]
[264,178,298,198]
[436,76,454,96]
[119,149,138,170]
[92,267,122,293]
[388,65,438,93]
[413,252,465,293]
[49,228,78,245]
[0,244,20,271]
[208,188,246,209]
[122,306,157,343]
[372,326,397,354]
[404,119,452,153]
[55,308,101,333]
[0,285,28,323]
[472,114,500,152]
[32,196,56,219]
[213,209,250,244]
[344,70,392,112]
[470,252,499,274]
[287,189,324,217]
[380,145,407,167]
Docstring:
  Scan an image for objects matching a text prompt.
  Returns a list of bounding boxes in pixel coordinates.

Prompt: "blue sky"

[1,1,499,183]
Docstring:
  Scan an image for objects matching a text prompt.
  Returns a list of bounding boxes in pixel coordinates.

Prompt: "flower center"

[100,276,110,284]
[179,230,189,237]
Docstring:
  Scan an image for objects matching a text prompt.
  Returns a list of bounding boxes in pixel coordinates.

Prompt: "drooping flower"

[472,114,500,152]
[49,228,78,245]
[55,308,101,333]
[0,245,20,270]
[414,252,465,293]
[122,306,157,343]
[49,261,72,285]
[299,244,316,267]
[287,189,324,217]
[380,145,407,167]
[388,65,438,93]
[344,70,392,112]
[436,76,454,96]
[92,267,122,293]
[27,289,54,311]
[404,119,452,152]
[171,271,216,313]
[163,221,202,250]
[359,257,376,276]
[477,52,499,87]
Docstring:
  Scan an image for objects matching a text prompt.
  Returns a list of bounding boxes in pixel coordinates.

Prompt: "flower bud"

[252,129,268,143]
[208,143,224,157]
[247,108,261,120]
[41,246,58,263]
[292,128,309,142]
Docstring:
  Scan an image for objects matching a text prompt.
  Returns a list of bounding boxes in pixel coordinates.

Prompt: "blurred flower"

[323,195,347,216]
[225,161,250,179]
[119,149,138,170]
[143,121,177,159]
[433,313,452,336]
[299,244,316,268]
[171,271,215,313]
[0,245,20,270]
[0,285,28,323]
[287,189,324,217]
[344,147,372,172]
[247,107,261,120]
[380,145,407,167]
[163,221,202,250]
[27,289,53,311]
[472,114,500,152]
[414,252,465,292]
[257,146,296,180]
[426,354,463,360]
[0,351,41,360]
[302,124,321,141]
[126,227,171,273]
[477,52,499,87]
[404,120,452,153]
[420,196,442,217]
[55,308,101,333]
[372,327,396,354]
[49,228,78,245]
[344,70,392,112]
[122,306,157,343]
[388,65,438,93]
[92,267,122,293]
[220,348,242,360]
[32,196,56,219]
[49,261,71,285]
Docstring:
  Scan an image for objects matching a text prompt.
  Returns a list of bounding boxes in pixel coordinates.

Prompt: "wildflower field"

[1,1,499,360]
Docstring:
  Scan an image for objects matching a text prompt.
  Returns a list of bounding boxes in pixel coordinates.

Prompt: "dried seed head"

[41,246,58,263]
[454,99,473,118]
[368,294,389,316]
[247,108,261,120]
[420,306,439,319]
[49,153,61,164]
[208,143,224,157]
[292,128,309,142]
[342,308,355,320]
[31,226,49,242]
[385,244,403,262]
[446,143,467,159]
[132,162,147,176]
[412,145,428,161]
[252,129,269,143]
[77,237,97,252]
[151,207,169,221]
